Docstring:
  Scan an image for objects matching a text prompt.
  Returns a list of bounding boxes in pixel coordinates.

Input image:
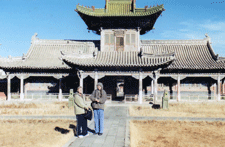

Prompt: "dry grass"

[0,102,76,115]
[0,119,76,147]
[130,103,225,118]
[130,120,225,147]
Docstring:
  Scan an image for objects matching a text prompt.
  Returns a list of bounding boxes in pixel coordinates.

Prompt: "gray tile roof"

[0,35,224,71]
[141,38,225,70]
[62,51,175,67]
[0,39,96,70]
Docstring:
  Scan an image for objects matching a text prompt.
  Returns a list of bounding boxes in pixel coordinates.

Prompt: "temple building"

[1,0,225,103]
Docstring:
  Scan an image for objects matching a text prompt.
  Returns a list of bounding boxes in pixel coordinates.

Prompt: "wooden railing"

[83,94,112,103]
[124,94,138,103]
[124,94,154,103]
[23,93,69,100]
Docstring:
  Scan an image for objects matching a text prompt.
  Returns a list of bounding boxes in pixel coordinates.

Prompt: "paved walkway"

[68,106,128,147]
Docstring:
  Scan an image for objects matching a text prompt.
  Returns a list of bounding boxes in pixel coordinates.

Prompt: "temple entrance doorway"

[98,76,138,102]
[116,37,124,51]
[116,78,124,100]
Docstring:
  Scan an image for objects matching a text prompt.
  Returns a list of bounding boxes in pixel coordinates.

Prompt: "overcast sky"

[0,0,225,57]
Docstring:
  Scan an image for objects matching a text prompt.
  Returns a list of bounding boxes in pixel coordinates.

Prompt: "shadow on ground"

[54,126,70,134]
[152,104,161,109]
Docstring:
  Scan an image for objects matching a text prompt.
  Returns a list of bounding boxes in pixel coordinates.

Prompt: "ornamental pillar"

[137,27,141,51]
[7,75,11,101]
[217,75,221,101]
[77,70,84,94]
[223,81,225,95]
[100,28,104,51]
[79,74,84,94]
[59,78,62,101]
[153,74,159,103]
[177,75,181,102]
[20,77,24,101]
[94,71,98,90]
[154,77,158,103]
[151,80,154,94]
[138,72,143,104]
[17,74,29,100]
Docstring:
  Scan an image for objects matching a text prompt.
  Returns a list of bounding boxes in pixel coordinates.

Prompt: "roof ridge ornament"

[22,53,26,60]
[31,33,39,44]
[0,69,6,79]
[139,47,143,57]
[204,33,211,44]
[61,50,93,58]
[142,51,175,57]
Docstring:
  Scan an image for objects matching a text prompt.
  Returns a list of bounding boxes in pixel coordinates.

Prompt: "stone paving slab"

[69,106,127,147]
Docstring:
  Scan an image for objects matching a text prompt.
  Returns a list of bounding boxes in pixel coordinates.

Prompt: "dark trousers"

[76,114,87,136]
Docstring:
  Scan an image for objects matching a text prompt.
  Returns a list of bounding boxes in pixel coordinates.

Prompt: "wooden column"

[153,75,158,103]
[177,75,181,102]
[138,72,143,104]
[214,83,216,100]
[223,81,225,95]
[20,77,24,101]
[217,75,221,101]
[7,75,11,101]
[151,80,154,94]
[137,27,140,51]
[59,78,62,101]
[100,28,104,51]
[79,73,84,94]
[94,71,98,90]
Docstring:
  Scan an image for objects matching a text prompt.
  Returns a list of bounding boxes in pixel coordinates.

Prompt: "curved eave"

[166,66,225,70]
[166,62,225,70]
[207,41,219,60]
[62,55,175,68]
[76,5,164,17]
[0,65,71,70]
[77,11,162,35]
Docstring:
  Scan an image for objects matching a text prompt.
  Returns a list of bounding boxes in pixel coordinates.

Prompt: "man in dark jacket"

[90,82,107,136]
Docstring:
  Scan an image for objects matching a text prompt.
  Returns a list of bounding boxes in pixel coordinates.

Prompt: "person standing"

[74,86,89,138]
[90,82,107,136]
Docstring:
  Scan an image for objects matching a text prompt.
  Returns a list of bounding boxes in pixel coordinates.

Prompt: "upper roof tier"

[75,0,165,35]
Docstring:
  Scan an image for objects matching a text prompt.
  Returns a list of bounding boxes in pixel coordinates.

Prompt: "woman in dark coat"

[74,86,89,138]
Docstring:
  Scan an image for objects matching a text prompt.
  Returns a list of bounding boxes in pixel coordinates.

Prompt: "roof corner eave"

[207,41,219,60]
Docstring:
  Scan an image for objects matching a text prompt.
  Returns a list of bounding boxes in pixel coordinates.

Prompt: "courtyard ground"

[130,120,225,147]
[0,101,77,115]
[130,102,225,118]
[1,102,225,146]
[0,119,76,147]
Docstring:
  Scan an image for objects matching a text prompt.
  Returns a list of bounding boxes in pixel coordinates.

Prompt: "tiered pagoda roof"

[0,35,225,72]
[62,36,225,71]
[76,0,165,34]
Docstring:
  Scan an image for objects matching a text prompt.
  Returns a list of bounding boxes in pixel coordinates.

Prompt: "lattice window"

[125,33,136,45]
[126,34,130,44]
[131,34,135,44]
[105,33,114,44]
[110,34,114,44]
[105,34,109,44]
